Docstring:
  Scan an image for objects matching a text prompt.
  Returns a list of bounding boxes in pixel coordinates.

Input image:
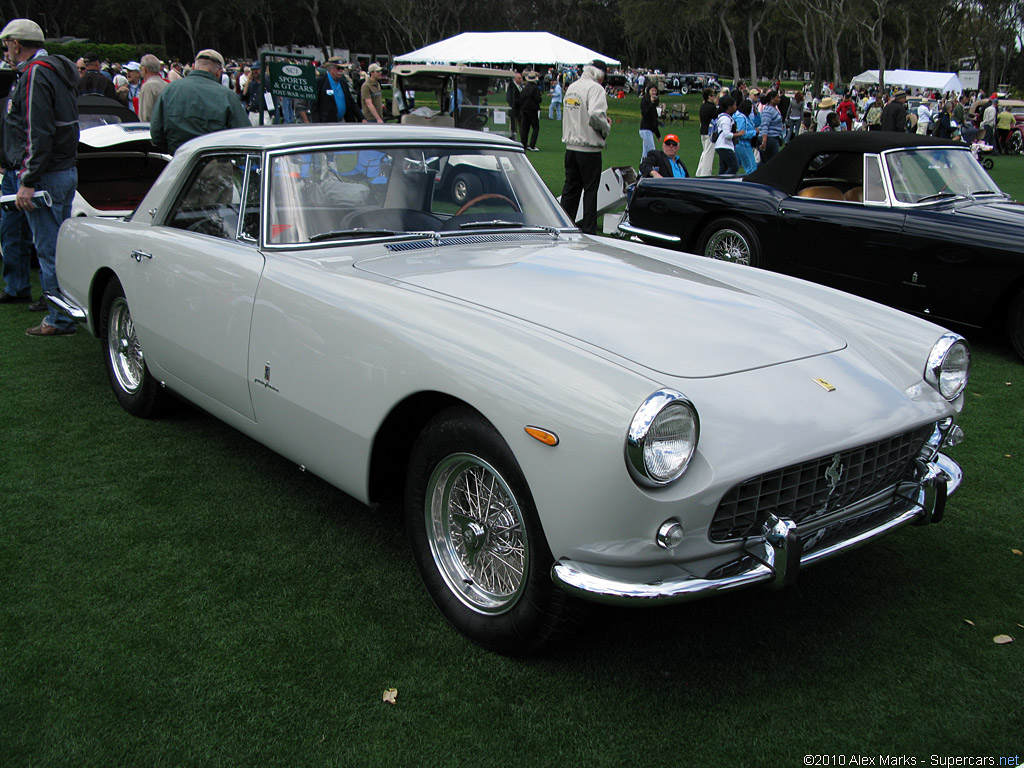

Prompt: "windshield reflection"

[267,146,573,245]
[885,148,1002,204]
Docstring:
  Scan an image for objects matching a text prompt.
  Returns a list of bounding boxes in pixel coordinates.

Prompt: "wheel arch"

[89,267,122,336]
[368,390,479,504]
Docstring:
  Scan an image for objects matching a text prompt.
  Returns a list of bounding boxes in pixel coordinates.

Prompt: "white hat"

[125,61,141,72]
[0,18,44,43]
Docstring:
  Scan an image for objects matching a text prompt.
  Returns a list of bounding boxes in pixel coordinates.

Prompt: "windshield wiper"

[309,228,418,242]
[457,219,528,229]
[916,191,961,203]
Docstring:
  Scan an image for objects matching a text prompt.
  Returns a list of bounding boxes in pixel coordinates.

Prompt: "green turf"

[0,106,1021,763]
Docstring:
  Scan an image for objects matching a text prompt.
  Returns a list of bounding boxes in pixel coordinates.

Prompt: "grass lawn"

[0,102,1021,764]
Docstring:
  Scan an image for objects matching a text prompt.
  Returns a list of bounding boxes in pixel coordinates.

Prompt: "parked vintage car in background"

[73,123,170,217]
[51,125,969,654]
[621,132,1024,360]
[391,64,515,137]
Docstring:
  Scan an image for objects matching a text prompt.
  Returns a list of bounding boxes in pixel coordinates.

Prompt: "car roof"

[744,132,961,195]
[176,124,522,157]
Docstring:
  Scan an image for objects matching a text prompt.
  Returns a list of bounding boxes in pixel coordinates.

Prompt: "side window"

[864,154,888,205]
[168,155,246,240]
[240,155,261,242]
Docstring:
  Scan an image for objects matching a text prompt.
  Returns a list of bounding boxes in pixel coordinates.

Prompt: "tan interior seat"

[844,186,863,202]
[796,185,846,201]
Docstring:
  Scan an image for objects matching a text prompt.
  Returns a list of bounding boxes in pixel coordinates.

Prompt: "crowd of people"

[671,80,1017,178]
[0,10,1018,322]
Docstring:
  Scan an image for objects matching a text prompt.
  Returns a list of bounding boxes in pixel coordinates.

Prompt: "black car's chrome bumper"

[551,452,961,605]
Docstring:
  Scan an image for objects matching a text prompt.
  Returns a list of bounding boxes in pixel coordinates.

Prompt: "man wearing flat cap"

[150,48,249,155]
[0,18,81,336]
[299,57,363,124]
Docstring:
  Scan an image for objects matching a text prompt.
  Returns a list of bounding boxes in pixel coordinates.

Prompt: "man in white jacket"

[560,60,611,234]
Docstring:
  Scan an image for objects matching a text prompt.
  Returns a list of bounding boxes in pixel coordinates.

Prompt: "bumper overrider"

[552,446,962,606]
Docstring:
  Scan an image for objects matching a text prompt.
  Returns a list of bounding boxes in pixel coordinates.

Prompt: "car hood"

[352,237,846,377]
[946,197,1024,229]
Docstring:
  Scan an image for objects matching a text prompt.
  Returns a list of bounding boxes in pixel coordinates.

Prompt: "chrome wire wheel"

[704,228,752,265]
[107,297,144,395]
[425,453,529,615]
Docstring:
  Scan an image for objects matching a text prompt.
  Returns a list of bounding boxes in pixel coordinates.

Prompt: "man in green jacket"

[150,49,249,155]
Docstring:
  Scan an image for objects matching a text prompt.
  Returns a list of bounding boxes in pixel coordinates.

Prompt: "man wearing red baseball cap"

[639,133,690,179]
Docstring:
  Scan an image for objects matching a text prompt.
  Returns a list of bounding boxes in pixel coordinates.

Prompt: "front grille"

[710,425,933,541]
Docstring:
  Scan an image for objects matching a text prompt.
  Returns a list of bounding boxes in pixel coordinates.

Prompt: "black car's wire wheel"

[697,217,762,267]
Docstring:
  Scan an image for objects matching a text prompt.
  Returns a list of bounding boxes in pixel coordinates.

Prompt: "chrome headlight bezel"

[924,333,970,401]
[626,389,700,487]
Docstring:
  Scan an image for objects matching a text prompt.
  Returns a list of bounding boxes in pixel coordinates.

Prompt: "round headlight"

[924,333,970,401]
[626,389,700,486]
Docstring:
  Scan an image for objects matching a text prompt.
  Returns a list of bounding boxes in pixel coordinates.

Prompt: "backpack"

[867,106,882,126]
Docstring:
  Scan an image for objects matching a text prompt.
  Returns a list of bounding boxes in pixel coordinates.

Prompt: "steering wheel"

[454,193,520,216]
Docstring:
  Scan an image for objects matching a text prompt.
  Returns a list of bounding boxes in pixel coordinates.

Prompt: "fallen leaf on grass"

[963,619,976,626]
[993,635,1014,645]
[382,688,398,704]
[1005,455,1013,458]
[1012,549,1022,556]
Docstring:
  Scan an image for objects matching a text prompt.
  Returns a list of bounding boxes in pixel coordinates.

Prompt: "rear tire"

[404,406,579,655]
[697,217,763,267]
[100,281,168,418]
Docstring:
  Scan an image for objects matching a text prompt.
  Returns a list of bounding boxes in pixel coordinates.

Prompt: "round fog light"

[943,424,965,448]
[657,520,685,549]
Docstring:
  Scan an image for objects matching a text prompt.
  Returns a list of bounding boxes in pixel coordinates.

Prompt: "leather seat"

[796,185,846,201]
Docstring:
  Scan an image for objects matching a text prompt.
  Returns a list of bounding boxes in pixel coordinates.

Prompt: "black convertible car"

[620,132,1024,359]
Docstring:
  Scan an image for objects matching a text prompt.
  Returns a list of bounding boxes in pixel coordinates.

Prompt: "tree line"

[8,0,1022,93]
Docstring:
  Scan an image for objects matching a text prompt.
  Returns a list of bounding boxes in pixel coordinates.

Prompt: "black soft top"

[744,132,960,196]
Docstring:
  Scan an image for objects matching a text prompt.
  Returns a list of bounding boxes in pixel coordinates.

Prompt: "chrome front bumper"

[551,452,962,605]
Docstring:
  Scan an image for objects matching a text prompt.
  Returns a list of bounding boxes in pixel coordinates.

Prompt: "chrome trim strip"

[552,453,961,605]
[44,291,87,323]
[617,223,682,242]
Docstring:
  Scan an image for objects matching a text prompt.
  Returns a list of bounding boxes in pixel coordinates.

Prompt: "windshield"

[267,145,572,245]
[884,147,1002,204]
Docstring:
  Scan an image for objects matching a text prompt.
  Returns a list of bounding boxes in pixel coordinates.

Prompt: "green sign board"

[268,62,317,100]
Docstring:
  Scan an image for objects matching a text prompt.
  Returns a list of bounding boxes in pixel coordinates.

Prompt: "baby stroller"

[959,123,995,170]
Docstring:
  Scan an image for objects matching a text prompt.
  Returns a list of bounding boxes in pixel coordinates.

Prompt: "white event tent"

[394,32,620,67]
[849,69,964,93]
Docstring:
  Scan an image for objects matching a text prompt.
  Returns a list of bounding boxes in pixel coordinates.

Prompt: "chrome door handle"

[131,250,152,262]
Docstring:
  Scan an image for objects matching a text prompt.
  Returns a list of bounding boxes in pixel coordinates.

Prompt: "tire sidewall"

[698,217,762,267]
[100,281,163,417]
[404,407,560,654]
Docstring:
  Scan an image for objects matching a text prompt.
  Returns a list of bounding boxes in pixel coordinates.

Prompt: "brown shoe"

[26,321,76,337]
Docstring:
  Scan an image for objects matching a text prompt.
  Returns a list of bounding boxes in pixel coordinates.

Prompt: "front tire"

[697,217,763,267]
[100,281,167,417]
[404,407,577,655]
[449,172,482,206]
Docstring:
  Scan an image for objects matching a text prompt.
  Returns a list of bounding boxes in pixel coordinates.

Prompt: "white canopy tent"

[394,32,620,67]
[849,69,964,94]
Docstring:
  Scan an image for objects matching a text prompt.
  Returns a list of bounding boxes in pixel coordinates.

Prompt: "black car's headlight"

[626,389,699,486]
[924,333,970,401]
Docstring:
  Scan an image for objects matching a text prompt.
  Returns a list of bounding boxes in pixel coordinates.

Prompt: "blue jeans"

[761,136,782,163]
[20,167,76,329]
[639,129,656,159]
[716,148,739,175]
[1,170,33,298]
[549,99,561,120]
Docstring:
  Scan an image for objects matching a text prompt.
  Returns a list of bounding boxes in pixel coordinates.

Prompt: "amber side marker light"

[525,426,559,446]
